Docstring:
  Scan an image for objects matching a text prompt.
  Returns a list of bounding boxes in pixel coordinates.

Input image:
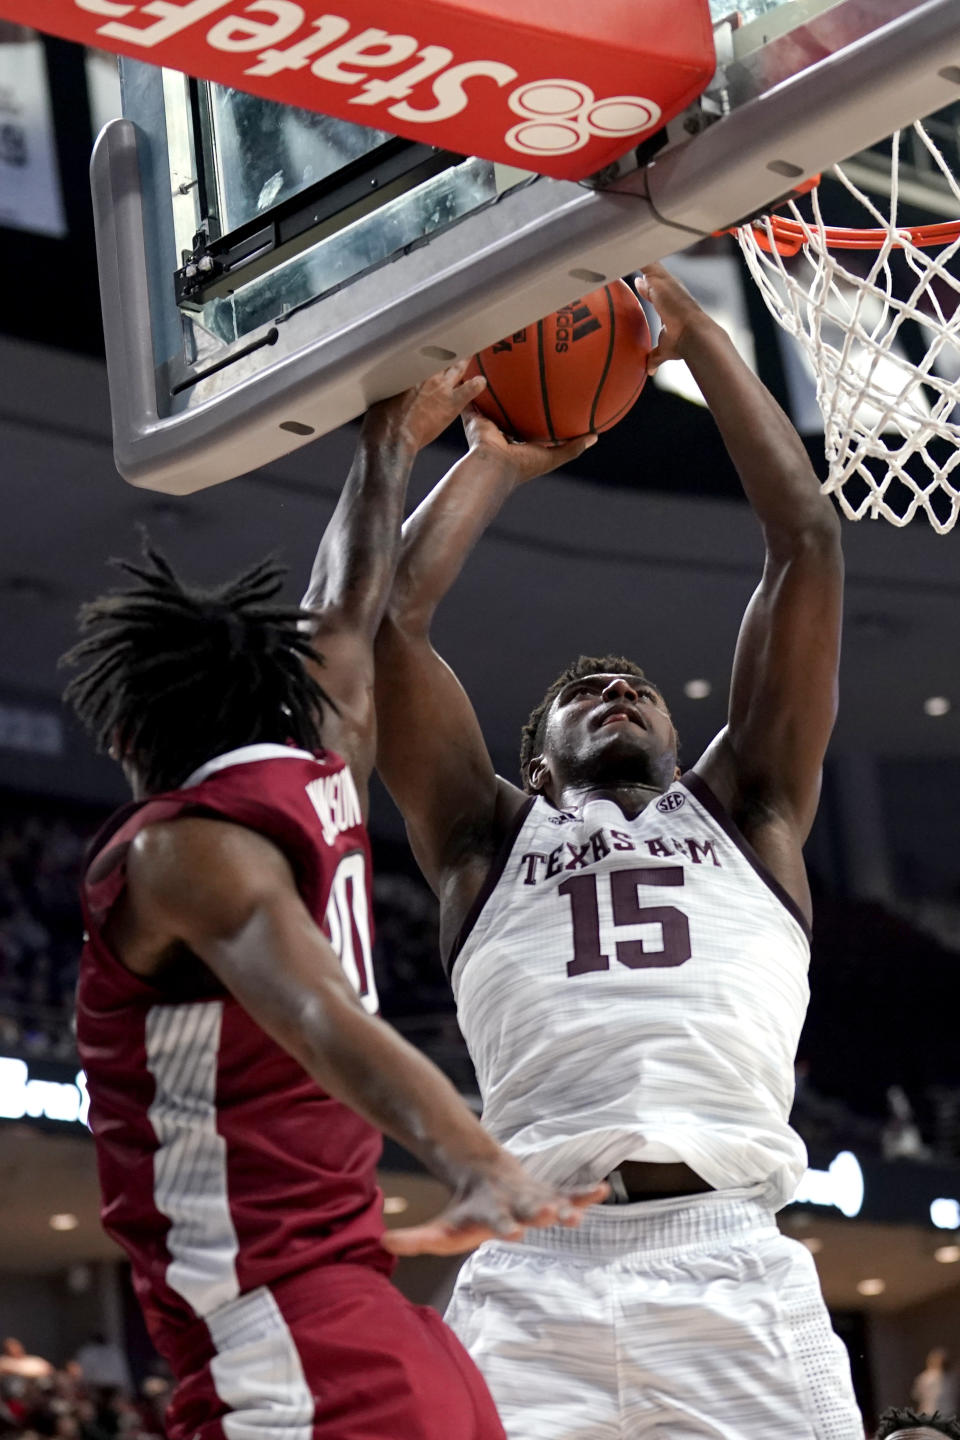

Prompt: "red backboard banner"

[0,0,715,181]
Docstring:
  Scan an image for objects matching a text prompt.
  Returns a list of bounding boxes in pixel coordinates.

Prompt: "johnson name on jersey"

[449,771,811,1208]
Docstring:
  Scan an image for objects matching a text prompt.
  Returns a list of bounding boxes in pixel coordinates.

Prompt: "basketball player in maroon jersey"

[64,368,600,1440]
[374,267,862,1437]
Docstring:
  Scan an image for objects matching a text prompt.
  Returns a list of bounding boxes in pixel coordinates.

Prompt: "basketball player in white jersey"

[374,263,862,1437]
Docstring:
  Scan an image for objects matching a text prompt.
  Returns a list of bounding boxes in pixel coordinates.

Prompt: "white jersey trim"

[184,745,317,789]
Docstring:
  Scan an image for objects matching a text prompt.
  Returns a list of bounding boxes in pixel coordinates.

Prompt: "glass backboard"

[90,0,960,492]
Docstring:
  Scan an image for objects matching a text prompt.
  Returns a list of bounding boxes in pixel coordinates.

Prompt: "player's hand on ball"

[365,361,488,453]
[634,262,711,374]
[381,1157,608,1257]
[462,404,597,484]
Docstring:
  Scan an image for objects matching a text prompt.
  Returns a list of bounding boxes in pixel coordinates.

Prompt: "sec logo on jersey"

[656,792,686,813]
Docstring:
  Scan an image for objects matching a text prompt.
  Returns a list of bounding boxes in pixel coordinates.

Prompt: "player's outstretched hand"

[634,262,712,374]
[462,404,597,484]
[364,361,489,454]
[381,1156,608,1257]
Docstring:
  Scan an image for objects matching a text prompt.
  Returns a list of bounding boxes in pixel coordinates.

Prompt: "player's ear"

[527,755,548,793]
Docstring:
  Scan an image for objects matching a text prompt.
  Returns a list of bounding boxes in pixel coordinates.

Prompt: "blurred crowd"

[0,1337,169,1440]
[0,805,90,1060]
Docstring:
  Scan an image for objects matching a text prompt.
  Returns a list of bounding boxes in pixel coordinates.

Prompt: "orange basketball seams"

[467,280,651,442]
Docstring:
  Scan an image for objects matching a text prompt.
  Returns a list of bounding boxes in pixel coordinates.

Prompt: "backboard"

[88,0,960,492]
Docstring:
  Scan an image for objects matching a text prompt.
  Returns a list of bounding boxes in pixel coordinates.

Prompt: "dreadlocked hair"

[61,539,338,796]
[877,1410,960,1438]
[519,654,659,792]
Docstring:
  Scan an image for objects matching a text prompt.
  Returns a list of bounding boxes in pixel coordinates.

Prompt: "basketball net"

[736,122,960,535]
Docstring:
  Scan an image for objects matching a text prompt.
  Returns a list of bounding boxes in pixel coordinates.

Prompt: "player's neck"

[553,781,665,820]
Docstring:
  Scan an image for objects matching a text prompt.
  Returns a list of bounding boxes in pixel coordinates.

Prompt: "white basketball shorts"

[445,1186,863,1440]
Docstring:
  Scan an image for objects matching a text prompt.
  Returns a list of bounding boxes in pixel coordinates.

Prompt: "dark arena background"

[2,23,960,1438]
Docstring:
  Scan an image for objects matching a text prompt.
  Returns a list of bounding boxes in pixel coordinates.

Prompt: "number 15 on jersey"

[561,864,692,976]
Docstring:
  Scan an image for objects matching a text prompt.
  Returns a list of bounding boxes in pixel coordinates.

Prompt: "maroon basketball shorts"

[167,1263,506,1440]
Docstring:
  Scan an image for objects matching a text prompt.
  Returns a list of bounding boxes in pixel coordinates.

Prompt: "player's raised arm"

[125,816,605,1252]
[301,365,486,786]
[636,264,843,851]
[375,411,594,902]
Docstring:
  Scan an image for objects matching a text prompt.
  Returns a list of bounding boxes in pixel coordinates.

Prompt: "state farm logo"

[507,81,661,157]
[78,5,662,159]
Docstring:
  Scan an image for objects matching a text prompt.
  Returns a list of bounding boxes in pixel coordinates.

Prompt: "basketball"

[467,279,651,443]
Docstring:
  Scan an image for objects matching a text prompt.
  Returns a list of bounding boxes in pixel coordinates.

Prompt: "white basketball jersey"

[450,771,810,1208]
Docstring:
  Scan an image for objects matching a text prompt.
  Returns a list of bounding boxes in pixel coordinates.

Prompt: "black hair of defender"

[519,653,662,792]
[61,538,337,796]
[877,1410,960,1438]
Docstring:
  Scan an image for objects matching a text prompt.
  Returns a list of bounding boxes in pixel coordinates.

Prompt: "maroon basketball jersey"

[76,744,389,1376]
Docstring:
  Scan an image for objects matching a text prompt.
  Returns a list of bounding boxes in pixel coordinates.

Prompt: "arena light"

[383,1196,409,1216]
[934,1245,960,1264]
[923,696,951,717]
[801,1237,824,1255]
[856,1277,886,1297]
[793,1151,864,1218]
[49,1214,78,1232]
[930,1198,960,1229]
[0,1058,89,1127]
[683,679,712,700]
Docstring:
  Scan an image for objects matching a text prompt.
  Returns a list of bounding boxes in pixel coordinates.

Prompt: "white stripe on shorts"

[208,1287,314,1440]
[446,1187,863,1440]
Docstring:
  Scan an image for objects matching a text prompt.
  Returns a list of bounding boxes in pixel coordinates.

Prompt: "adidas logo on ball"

[468,279,652,443]
[554,303,602,353]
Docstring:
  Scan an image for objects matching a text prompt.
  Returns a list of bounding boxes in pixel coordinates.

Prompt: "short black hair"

[62,539,336,795]
[518,653,660,792]
[877,1410,960,1438]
